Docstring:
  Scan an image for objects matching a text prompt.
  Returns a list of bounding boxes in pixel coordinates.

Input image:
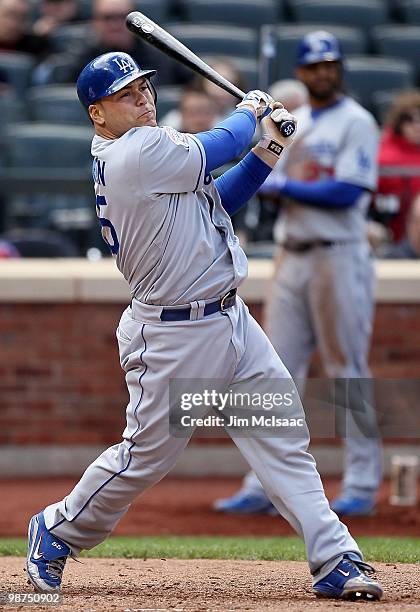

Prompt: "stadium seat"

[372,25,420,81]
[289,0,389,32]
[32,54,77,86]
[0,94,27,129]
[398,0,420,23]
[133,0,171,22]
[0,228,79,257]
[345,56,414,111]
[165,24,258,58]
[182,0,282,28]
[27,86,87,125]
[0,96,18,163]
[2,124,94,250]
[371,89,399,124]
[4,123,92,169]
[274,24,367,79]
[202,55,259,89]
[0,53,35,97]
[156,86,183,119]
[50,23,91,54]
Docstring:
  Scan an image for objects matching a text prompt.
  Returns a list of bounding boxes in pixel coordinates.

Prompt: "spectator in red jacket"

[375,90,420,242]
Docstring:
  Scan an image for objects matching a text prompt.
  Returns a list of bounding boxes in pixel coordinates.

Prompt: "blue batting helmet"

[76,51,156,108]
[296,31,343,67]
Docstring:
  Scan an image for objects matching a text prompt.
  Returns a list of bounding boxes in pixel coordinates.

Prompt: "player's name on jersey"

[92,157,106,186]
[178,414,305,428]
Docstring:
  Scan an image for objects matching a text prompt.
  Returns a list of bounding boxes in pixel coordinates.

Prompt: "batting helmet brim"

[100,68,157,101]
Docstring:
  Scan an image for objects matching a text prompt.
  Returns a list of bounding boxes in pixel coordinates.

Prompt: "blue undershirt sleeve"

[282,178,365,208]
[195,109,256,174]
[215,151,272,216]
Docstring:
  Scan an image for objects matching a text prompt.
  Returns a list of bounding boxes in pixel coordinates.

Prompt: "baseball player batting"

[215,31,382,518]
[26,50,383,601]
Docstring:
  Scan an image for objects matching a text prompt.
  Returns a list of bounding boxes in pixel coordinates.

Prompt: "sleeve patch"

[357,147,371,171]
[162,126,190,150]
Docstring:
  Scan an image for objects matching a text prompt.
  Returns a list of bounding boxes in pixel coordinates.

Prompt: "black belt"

[283,239,354,253]
[160,289,237,321]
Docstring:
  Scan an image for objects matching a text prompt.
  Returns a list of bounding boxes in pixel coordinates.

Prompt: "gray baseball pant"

[266,243,382,499]
[44,296,362,580]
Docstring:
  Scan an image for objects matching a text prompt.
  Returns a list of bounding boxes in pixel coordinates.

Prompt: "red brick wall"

[370,304,420,377]
[0,304,126,446]
[0,302,419,446]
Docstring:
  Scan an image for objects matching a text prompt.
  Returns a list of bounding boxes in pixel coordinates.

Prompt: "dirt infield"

[2,557,419,611]
[2,477,419,610]
[0,476,419,537]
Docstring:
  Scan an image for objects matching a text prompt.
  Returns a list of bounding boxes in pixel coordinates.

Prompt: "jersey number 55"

[95,195,120,255]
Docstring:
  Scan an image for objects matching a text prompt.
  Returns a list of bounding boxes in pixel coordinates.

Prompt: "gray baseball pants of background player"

[228,243,382,500]
[267,242,382,499]
[43,295,362,584]
[241,243,382,502]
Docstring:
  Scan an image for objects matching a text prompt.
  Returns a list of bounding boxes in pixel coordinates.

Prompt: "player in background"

[214,31,382,518]
[26,51,383,602]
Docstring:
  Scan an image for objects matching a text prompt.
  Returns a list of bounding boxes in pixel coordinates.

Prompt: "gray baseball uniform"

[43,120,363,581]
[242,96,382,502]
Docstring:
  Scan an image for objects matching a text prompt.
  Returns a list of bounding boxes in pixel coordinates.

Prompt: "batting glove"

[236,90,274,119]
[258,103,297,159]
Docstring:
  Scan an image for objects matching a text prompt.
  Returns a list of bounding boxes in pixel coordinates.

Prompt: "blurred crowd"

[0,0,419,259]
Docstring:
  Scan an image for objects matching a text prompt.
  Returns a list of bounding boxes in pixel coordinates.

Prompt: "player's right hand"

[261,102,297,147]
[236,90,274,119]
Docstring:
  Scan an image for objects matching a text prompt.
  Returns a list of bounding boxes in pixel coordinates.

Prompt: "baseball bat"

[125,11,296,138]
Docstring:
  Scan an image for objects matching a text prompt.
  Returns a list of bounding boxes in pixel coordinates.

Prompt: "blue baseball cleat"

[313,556,383,601]
[26,512,71,593]
[213,492,277,515]
[330,496,375,516]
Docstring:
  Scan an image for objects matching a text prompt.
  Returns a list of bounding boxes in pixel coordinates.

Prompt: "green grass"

[1,536,419,563]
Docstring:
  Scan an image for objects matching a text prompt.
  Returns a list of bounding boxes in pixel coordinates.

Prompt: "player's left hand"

[236,90,274,119]
[261,102,298,147]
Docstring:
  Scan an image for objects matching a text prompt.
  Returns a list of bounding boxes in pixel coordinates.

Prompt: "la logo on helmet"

[112,57,134,74]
